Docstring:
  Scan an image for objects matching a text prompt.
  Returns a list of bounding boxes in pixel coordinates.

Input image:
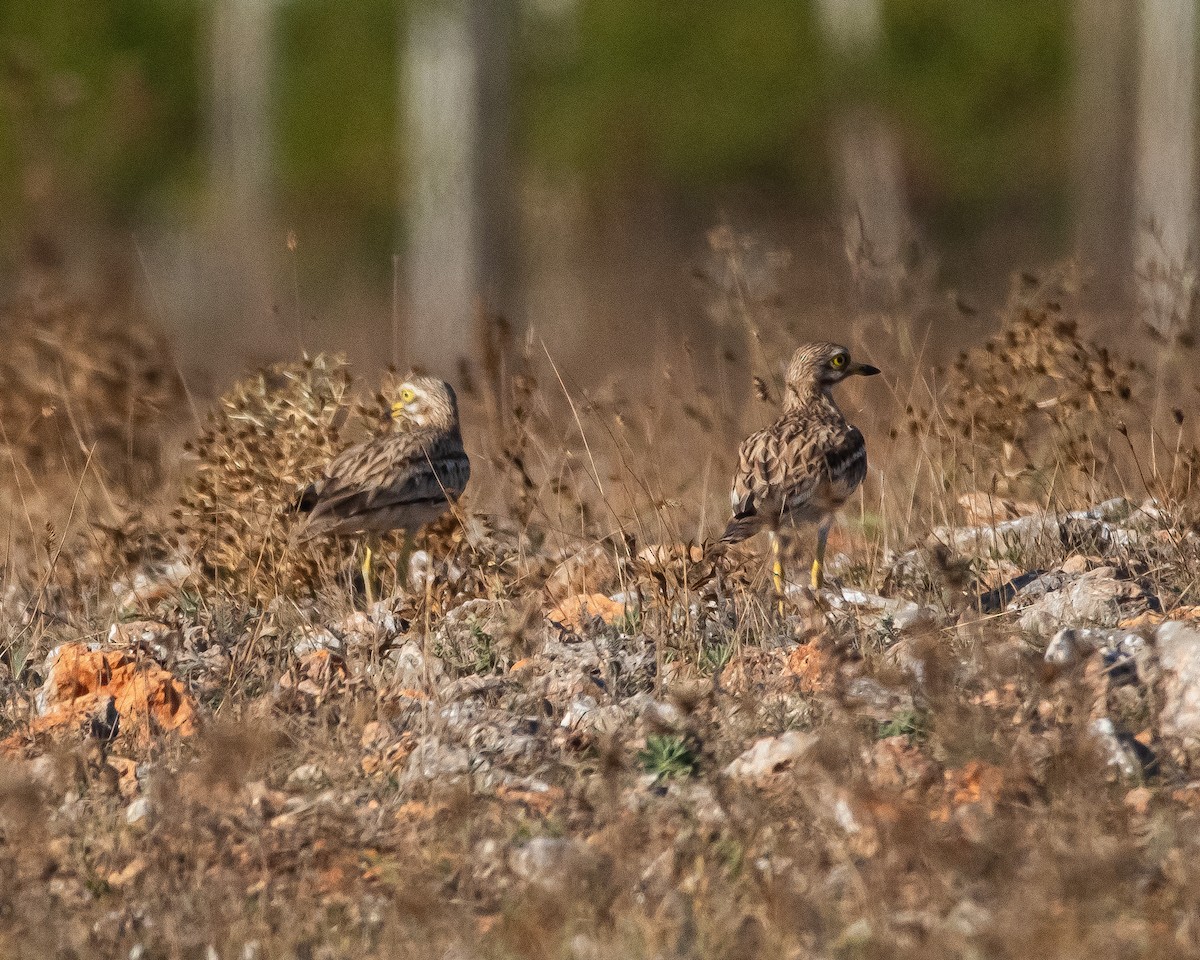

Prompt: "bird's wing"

[292,437,373,515]
[729,425,810,522]
[366,437,471,513]
[306,432,469,523]
[724,418,866,541]
[821,425,867,503]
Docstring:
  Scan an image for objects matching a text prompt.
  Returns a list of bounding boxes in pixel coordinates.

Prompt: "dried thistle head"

[175,354,360,604]
[919,267,1142,502]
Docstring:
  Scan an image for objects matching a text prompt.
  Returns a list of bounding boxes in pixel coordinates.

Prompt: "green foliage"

[713,835,745,879]
[0,0,1074,257]
[522,0,830,187]
[276,0,398,212]
[614,604,641,635]
[433,619,501,676]
[878,707,929,742]
[638,734,698,782]
[881,0,1070,216]
[0,0,203,227]
[467,622,500,674]
[700,639,735,675]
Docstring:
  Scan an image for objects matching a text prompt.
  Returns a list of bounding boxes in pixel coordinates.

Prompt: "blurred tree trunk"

[1072,0,1134,294]
[814,0,917,310]
[1135,0,1197,338]
[402,0,516,379]
[209,0,275,368]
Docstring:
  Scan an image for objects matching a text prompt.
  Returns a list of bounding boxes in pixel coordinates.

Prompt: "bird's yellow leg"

[361,537,378,607]
[770,531,786,615]
[811,521,831,591]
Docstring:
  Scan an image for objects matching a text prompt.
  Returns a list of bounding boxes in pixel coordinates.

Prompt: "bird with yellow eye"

[295,374,470,605]
[721,342,879,609]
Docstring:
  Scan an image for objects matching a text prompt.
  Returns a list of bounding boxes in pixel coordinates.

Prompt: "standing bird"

[295,374,470,604]
[721,342,879,603]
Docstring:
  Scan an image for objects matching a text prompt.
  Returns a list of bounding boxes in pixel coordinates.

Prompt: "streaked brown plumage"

[295,376,469,602]
[721,342,879,593]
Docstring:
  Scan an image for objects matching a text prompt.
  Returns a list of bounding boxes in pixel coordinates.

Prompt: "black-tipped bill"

[848,361,881,377]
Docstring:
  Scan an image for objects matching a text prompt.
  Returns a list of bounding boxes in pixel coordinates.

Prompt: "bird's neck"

[784,383,840,417]
[394,418,459,438]
[411,423,462,449]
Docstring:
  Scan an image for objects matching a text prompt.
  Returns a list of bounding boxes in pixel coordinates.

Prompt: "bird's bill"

[848,361,881,377]
[389,401,405,421]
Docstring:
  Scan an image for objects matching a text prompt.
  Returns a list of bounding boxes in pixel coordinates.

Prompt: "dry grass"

[5,250,1200,958]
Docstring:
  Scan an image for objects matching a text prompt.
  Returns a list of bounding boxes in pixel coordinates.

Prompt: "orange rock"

[9,643,196,750]
[107,857,147,888]
[299,649,348,684]
[971,683,1020,711]
[949,761,1005,811]
[360,726,415,775]
[546,593,626,632]
[360,720,388,751]
[1170,784,1200,809]
[107,756,140,799]
[1148,605,1200,625]
[932,760,1006,822]
[317,864,346,895]
[1060,555,1095,575]
[974,689,1002,708]
[394,800,440,823]
[495,784,565,815]
[476,914,501,936]
[784,642,833,694]
[1124,786,1152,815]
[1119,611,1166,629]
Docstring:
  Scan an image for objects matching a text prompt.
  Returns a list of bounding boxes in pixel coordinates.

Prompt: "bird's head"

[389,374,460,431]
[784,342,880,407]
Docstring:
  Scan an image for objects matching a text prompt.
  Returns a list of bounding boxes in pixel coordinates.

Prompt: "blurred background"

[0,0,1193,393]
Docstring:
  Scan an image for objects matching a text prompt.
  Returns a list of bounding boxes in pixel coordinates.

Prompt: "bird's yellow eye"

[399,387,416,404]
[830,354,847,369]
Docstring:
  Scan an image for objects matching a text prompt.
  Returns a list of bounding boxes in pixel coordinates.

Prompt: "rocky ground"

[6,490,1200,959]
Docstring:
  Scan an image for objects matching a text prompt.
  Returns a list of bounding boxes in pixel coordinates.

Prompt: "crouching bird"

[721,342,879,606]
[295,374,470,605]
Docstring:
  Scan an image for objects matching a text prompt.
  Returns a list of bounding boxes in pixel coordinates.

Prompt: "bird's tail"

[719,513,761,546]
[699,515,761,569]
[293,483,319,514]
[286,483,323,545]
